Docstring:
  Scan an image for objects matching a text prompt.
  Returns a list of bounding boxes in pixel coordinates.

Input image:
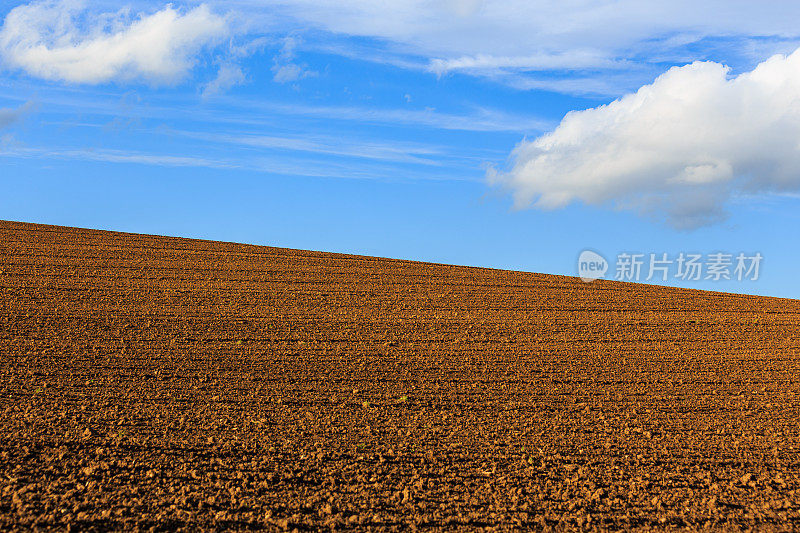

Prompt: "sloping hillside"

[1,220,799,530]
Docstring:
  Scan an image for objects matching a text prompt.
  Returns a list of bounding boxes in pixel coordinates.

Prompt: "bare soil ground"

[1,220,800,531]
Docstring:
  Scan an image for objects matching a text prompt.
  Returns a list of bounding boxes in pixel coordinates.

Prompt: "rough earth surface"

[1,220,800,531]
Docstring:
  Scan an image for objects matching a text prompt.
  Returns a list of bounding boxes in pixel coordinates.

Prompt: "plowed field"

[2,220,800,531]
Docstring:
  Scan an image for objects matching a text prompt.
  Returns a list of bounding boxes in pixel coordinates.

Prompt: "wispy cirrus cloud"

[171,130,448,165]
[428,51,629,76]
[222,0,800,95]
[244,101,552,133]
[241,0,800,58]
[0,144,481,182]
[0,78,550,136]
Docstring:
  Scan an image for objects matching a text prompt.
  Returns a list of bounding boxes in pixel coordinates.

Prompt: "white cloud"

[201,64,246,97]
[271,35,316,83]
[0,1,229,85]
[0,101,34,128]
[201,35,271,97]
[226,0,800,94]
[240,0,800,57]
[428,51,627,76]
[489,47,800,229]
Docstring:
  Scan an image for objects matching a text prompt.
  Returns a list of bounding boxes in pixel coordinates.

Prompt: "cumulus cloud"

[0,1,229,85]
[489,48,800,229]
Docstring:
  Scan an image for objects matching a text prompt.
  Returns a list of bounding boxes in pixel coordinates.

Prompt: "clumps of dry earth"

[1,220,800,531]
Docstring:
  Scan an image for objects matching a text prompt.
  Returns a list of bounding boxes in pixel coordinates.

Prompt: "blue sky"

[2,1,800,298]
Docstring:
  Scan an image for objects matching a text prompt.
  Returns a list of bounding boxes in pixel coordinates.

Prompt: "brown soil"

[1,220,800,531]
